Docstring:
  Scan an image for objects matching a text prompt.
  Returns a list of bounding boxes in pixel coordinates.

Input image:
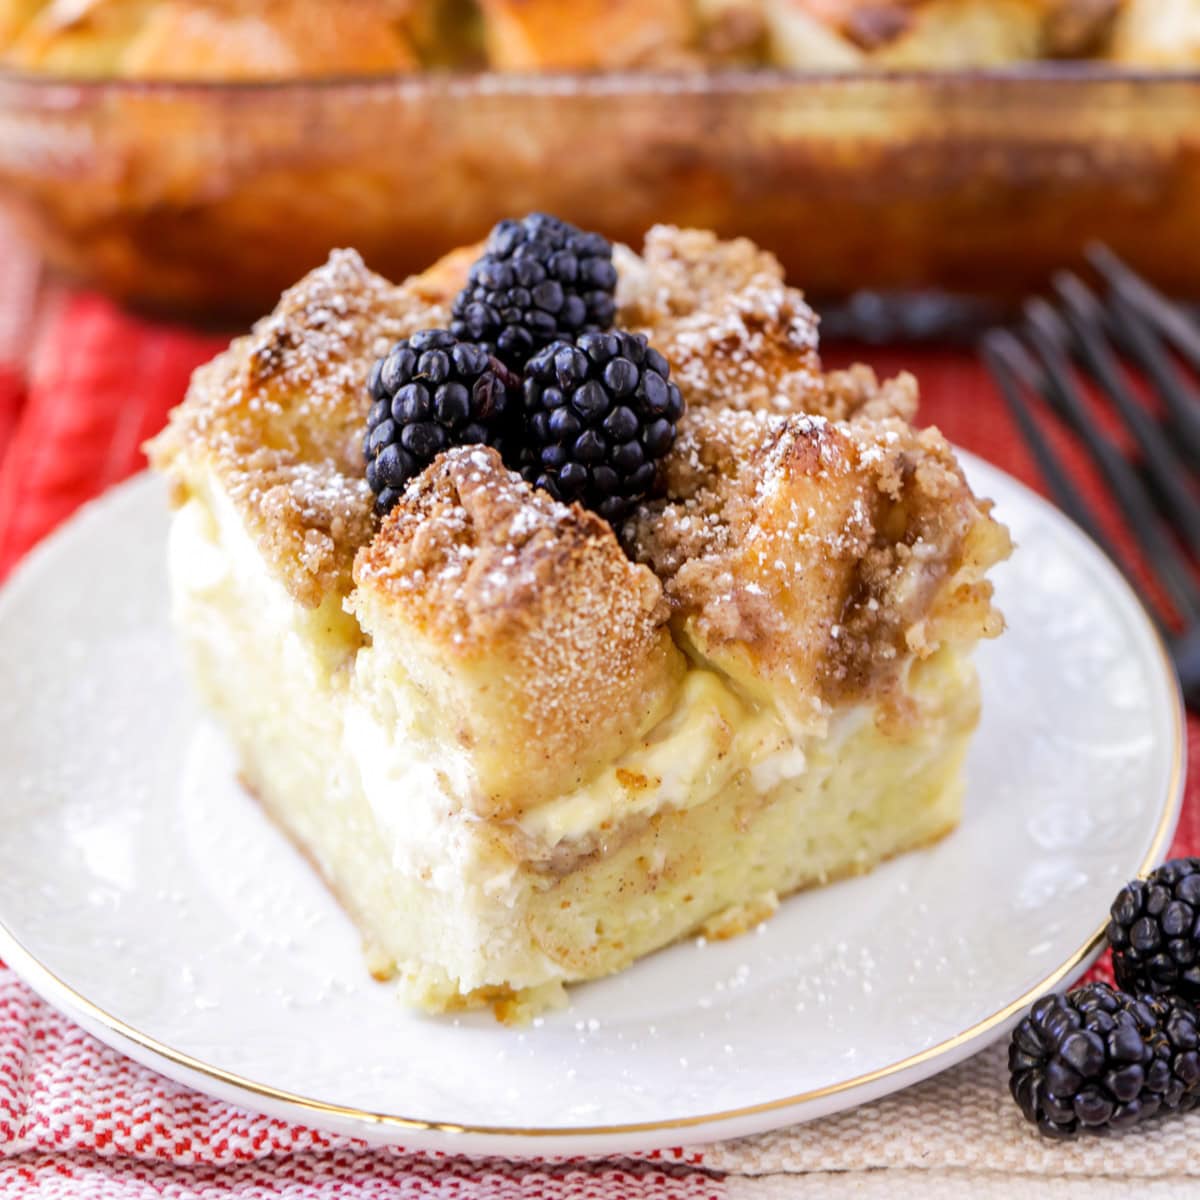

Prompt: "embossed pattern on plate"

[0,455,1182,1156]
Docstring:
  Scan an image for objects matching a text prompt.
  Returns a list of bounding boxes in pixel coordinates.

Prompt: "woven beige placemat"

[703,1041,1200,1187]
[727,1171,1198,1198]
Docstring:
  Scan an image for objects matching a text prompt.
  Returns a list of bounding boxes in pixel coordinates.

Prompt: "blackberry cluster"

[363,329,516,515]
[450,214,618,369]
[1109,858,1200,1004]
[520,331,684,522]
[363,213,683,523]
[1009,982,1200,1137]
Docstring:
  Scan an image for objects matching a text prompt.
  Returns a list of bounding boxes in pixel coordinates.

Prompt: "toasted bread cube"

[350,446,685,818]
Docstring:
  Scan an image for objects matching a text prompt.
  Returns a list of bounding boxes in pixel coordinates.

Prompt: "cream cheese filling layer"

[169,473,361,681]
[171,475,920,877]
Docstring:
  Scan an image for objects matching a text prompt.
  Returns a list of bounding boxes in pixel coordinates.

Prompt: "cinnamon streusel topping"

[352,444,684,817]
[354,444,670,653]
[151,225,1009,747]
[625,402,1010,717]
[148,247,463,606]
[616,224,824,415]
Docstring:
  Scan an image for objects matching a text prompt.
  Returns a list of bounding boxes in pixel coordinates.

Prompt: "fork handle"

[1169,627,1200,708]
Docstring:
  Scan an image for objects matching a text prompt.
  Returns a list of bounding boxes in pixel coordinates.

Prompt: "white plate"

[0,455,1182,1158]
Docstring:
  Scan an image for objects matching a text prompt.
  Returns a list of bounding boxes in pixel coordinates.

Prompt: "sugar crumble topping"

[354,444,668,652]
[151,224,1009,746]
[352,445,681,818]
[355,446,594,639]
[616,225,825,415]
[625,402,1010,712]
[147,246,463,606]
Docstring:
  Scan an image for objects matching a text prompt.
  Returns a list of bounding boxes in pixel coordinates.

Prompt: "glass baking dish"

[0,67,1197,322]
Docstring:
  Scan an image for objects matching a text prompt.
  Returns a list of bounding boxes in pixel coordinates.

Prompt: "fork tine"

[1052,271,1200,559]
[1087,244,1200,376]
[1171,628,1200,707]
[1106,287,1200,470]
[980,330,1155,620]
[1024,298,1200,626]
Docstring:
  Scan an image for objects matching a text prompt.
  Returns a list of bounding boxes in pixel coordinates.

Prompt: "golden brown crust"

[820,364,920,424]
[354,444,670,652]
[694,0,769,60]
[616,225,824,417]
[477,0,696,69]
[0,0,1183,76]
[765,0,1055,66]
[1043,0,1120,56]
[351,445,685,819]
[624,401,1011,721]
[152,224,1009,757]
[150,225,827,611]
[147,247,454,607]
[2,0,434,77]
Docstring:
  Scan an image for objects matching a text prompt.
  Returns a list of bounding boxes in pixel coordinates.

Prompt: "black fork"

[981,247,1200,707]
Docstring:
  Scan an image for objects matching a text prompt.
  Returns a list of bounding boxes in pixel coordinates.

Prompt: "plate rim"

[0,456,1185,1147]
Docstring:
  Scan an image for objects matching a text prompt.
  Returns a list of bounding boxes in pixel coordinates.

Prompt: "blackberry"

[1110,858,1200,1003]
[1008,981,1200,1137]
[519,331,684,523]
[363,329,516,515]
[450,213,618,369]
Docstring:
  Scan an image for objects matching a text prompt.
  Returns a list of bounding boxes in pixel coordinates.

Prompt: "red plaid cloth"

[0,223,1195,1197]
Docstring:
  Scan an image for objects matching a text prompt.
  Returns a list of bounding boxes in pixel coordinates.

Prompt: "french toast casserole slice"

[148,226,1010,1020]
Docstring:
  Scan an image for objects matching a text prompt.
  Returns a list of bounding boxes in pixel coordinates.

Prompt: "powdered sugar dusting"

[150,227,1006,740]
[357,446,581,623]
[617,225,823,415]
[351,446,680,817]
[626,400,1010,715]
[147,248,457,608]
